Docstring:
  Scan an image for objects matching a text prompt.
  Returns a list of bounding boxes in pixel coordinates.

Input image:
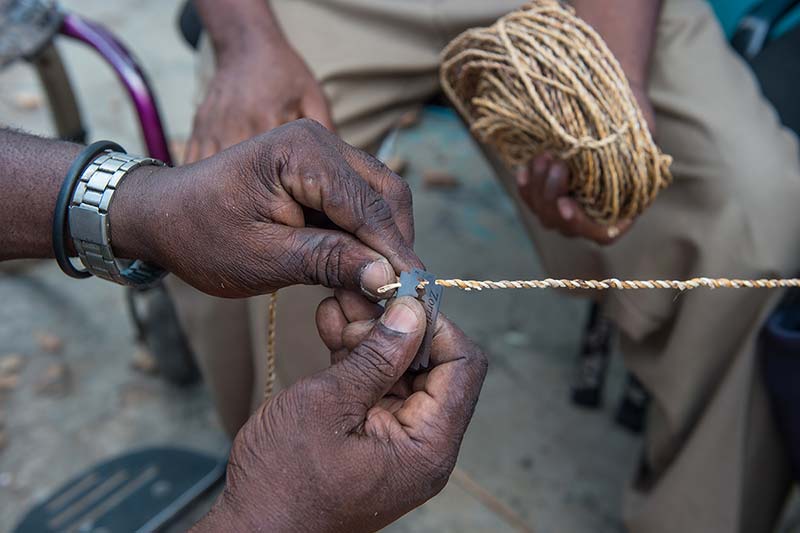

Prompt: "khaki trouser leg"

[164,276,254,438]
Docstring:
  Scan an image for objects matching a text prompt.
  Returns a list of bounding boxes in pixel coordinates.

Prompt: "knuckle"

[301,233,361,289]
[318,234,347,287]
[292,117,326,137]
[393,178,413,206]
[280,120,312,144]
[298,233,334,286]
[361,193,395,230]
[350,334,399,382]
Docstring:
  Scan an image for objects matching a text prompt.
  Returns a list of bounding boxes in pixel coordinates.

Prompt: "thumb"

[330,297,426,406]
[269,227,399,297]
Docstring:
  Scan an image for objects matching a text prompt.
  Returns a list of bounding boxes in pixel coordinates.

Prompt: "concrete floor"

[0,1,797,532]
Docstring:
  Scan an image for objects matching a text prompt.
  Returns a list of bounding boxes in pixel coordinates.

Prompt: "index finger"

[394,315,488,437]
[333,134,416,249]
[276,120,423,274]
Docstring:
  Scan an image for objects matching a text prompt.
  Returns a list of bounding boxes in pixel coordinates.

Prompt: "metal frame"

[57,12,172,165]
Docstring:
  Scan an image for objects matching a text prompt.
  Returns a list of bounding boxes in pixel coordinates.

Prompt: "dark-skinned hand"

[192,294,488,532]
[185,32,334,164]
[516,84,655,245]
[110,119,421,298]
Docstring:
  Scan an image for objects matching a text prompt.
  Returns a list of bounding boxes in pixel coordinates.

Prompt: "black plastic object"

[127,282,200,386]
[14,446,225,533]
[748,23,800,137]
[177,0,203,50]
[615,374,650,434]
[571,302,612,408]
[762,293,800,482]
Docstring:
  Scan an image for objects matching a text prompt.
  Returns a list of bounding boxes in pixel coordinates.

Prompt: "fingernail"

[607,226,620,240]
[360,259,395,298]
[545,164,568,201]
[516,168,528,187]
[381,299,419,333]
[548,162,566,183]
[558,198,574,220]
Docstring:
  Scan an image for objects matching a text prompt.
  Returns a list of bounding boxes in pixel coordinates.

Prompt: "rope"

[440,0,673,226]
[378,277,800,294]
[451,467,535,533]
[264,291,278,402]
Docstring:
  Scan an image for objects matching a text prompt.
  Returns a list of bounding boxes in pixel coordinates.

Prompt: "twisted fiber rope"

[264,291,278,402]
[440,0,673,225]
[378,277,800,294]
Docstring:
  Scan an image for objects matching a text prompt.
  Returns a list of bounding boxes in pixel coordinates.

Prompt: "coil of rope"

[441,0,672,226]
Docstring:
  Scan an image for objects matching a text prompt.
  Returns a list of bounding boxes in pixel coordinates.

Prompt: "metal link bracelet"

[68,150,166,288]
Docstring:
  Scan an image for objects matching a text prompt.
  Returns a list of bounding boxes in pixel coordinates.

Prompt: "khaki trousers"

[169,0,800,531]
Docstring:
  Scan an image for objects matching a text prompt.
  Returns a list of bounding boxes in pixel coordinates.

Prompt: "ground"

[0,1,796,532]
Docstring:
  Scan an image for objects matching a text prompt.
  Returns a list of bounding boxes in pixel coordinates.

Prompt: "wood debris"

[35,332,63,354]
[423,170,461,190]
[0,375,19,392]
[34,361,71,396]
[0,354,24,376]
[130,347,158,375]
[396,108,422,129]
[13,91,43,111]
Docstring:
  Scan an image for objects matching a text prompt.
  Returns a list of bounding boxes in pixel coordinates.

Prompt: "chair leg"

[31,43,86,143]
[615,373,650,434]
[571,301,613,408]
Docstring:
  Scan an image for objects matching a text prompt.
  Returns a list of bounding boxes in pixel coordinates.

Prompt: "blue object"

[708,0,800,38]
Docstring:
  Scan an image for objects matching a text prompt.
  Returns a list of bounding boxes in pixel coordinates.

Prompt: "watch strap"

[69,151,166,288]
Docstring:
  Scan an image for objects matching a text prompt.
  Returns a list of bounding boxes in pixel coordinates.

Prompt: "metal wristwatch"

[68,151,166,288]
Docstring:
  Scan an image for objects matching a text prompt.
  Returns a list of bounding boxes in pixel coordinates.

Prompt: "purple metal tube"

[59,13,173,165]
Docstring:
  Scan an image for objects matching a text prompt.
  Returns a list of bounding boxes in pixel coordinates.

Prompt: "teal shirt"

[707,0,800,39]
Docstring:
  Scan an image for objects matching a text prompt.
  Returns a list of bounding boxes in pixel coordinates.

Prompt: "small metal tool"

[397,269,443,371]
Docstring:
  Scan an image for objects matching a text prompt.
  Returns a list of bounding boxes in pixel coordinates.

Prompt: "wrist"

[215,30,286,66]
[198,0,287,64]
[192,488,299,532]
[107,165,168,265]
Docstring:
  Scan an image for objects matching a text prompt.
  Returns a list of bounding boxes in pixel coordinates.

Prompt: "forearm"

[0,129,162,264]
[195,0,286,62]
[0,129,82,260]
[570,0,662,88]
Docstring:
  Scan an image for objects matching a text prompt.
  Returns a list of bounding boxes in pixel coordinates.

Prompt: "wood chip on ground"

[423,170,461,190]
[35,332,63,354]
